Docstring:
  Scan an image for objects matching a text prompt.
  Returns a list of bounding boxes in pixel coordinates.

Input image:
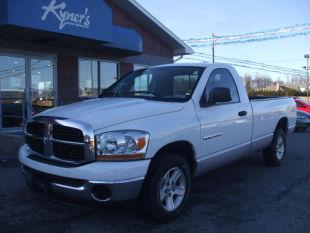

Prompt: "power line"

[183,53,307,77]
[257,59,304,63]
[194,53,306,75]
[184,23,310,47]
[193,53,305,73]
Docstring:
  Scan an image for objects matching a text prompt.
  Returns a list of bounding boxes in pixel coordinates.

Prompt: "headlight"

[96,131,149,161]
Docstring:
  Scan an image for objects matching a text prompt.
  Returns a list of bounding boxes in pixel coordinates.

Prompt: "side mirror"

[202,87,232,106]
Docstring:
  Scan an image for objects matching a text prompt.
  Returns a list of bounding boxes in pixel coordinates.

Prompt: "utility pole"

[304,54,309,102]
[212,33,215,63]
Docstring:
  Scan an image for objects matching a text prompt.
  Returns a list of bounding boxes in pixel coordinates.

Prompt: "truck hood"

[37,98,184,130]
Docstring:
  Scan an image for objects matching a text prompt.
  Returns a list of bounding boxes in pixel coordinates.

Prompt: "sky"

[136,0,310,81]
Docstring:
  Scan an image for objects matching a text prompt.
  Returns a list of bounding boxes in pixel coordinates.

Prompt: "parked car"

[294,98,310,114]
[19,63,296,222]
[295,110,310,132]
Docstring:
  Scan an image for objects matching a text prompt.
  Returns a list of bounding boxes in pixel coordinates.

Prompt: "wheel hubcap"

[276,136,285,160]
[159,167,186,212]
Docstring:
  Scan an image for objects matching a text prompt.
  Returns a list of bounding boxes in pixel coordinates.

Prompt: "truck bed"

[249,96,296,151]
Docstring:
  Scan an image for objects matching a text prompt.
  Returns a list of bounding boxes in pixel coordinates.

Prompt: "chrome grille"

[53,125,84,143]
[25,136,44,155]
[25,118,95,165]
[53,142,85,161]
[26,122,45,137]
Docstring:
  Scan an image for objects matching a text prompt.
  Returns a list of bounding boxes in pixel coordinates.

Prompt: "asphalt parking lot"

[0,131,310,233]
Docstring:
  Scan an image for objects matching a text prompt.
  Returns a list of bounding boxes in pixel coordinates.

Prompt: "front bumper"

[19,145,150,203]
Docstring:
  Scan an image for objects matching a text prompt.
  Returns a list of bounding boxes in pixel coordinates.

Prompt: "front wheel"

[263,128,287,166]
[142,154,191,222]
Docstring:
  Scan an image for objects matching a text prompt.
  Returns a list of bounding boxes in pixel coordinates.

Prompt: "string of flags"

[184,23,310,47]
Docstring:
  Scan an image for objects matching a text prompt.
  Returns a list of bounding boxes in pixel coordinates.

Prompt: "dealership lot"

[0,132,310,233]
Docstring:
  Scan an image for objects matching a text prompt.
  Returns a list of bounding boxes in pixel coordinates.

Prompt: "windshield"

[100,66,205,102]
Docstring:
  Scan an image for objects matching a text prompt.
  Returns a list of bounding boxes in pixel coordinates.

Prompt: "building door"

[0,54,56,132]
[28,58,55,118]
[0,55,26,131]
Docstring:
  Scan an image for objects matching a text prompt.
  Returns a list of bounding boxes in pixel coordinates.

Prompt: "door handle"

[238,111,248,117]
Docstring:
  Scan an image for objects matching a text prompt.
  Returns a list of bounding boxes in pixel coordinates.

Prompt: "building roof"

[112,0,194,56]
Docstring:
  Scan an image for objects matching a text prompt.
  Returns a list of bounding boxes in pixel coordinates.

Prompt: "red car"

[295,98,310,114]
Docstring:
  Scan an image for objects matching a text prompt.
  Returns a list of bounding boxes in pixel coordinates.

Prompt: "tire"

[142,154,191,222]
[263,128,287,166]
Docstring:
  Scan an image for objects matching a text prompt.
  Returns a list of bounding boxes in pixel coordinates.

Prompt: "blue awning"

[0,0,143,53]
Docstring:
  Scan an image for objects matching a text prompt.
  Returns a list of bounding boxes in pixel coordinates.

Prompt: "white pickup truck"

[19,63,296,222]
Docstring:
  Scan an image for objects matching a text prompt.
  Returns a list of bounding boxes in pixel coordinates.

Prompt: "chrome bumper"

[20,164,144,203]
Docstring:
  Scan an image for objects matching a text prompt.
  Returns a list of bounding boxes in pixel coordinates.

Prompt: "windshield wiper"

[101,91,157,98]
[123,91,177,102]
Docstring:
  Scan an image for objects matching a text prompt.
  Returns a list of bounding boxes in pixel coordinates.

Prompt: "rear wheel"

[263,128,287,166]
[142,154,191,222]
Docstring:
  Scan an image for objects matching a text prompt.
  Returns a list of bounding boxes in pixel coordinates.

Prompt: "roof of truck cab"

[152,63,236,68]
[153,63,209,68]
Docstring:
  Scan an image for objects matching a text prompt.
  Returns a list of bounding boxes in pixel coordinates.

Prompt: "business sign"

[41,0,91,30]
[0,0,143,53]
[1,0,113,42]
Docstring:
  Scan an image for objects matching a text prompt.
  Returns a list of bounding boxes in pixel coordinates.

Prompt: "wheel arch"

[148,141,197,177]
[275,117,288,134]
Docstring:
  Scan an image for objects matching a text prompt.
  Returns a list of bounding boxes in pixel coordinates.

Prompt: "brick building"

[0,0,192,132]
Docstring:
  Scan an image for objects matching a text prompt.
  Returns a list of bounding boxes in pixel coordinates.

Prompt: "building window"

[79,59,98,97]
[100,61,118,92]
[79,59,118,97]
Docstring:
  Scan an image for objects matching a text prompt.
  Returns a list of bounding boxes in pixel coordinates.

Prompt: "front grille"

[53,124,84,143]
[26,122,45,137]
[25,136,44,155]
[24,119,93,164]
[53,142,85,161]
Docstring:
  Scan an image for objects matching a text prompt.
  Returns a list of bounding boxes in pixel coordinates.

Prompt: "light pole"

[304,54,309,102]
[212,33,215,63]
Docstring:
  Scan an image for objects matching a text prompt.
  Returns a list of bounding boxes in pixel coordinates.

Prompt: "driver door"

[196,68,252,157]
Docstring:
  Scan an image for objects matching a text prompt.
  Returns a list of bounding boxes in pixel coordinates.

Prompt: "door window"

[30,59,55,115]
[0,55,26,128]
[0,55,56,131]
[202,68,240,105]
